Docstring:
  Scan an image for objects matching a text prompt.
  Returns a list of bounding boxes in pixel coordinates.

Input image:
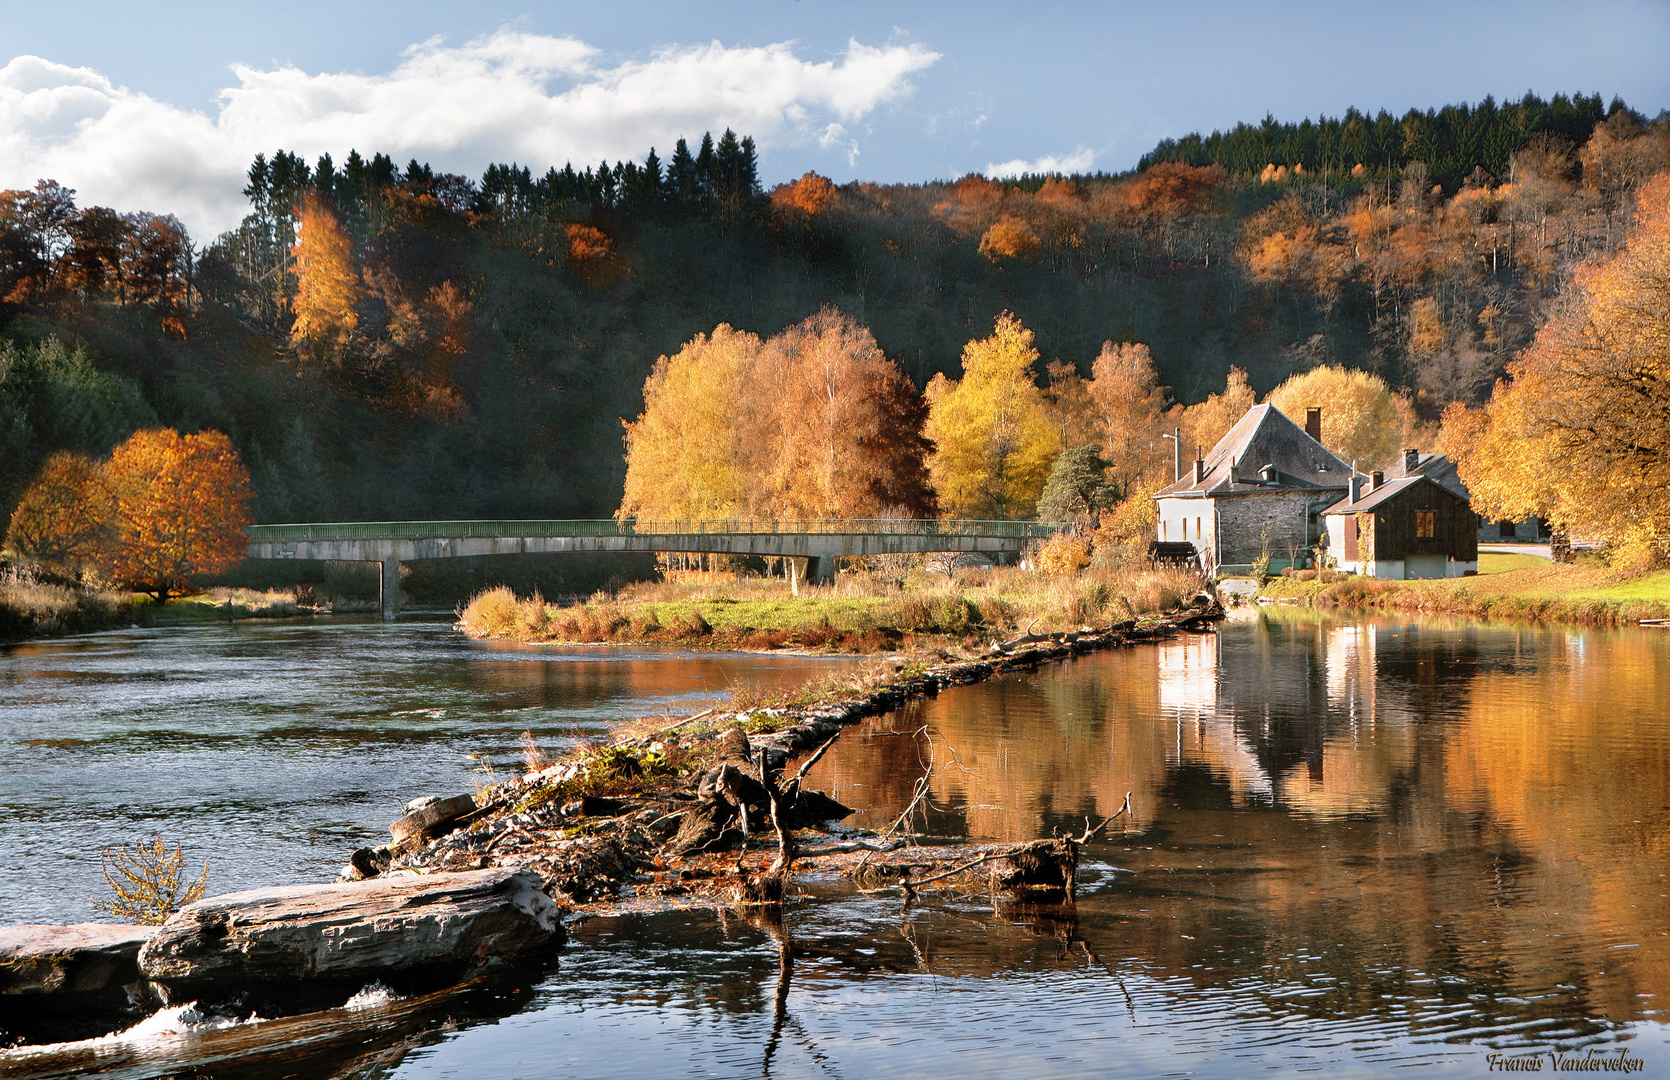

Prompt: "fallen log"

[139,868,562,1015]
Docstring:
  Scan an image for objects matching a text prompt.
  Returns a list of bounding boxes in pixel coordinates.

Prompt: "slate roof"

[1321,476,1425,514]
[1153,403,1351,500]
[1386,450,1470,499]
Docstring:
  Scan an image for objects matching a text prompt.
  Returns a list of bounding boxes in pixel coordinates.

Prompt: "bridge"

[246,518,1070,619]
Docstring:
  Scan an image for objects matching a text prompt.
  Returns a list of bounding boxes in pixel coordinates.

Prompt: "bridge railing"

[247,518,1072,543]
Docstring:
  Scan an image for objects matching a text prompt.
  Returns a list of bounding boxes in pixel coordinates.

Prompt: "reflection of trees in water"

[801,615,1670,1028]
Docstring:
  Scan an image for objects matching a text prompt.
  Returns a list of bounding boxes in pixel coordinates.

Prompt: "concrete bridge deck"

[246,518,1068,619]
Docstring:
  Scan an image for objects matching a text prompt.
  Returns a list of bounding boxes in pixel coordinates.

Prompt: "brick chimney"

[1370,470,1384,490]
[1350,475,1364,502]
[1305,407,1322,443]
[1403,448,1420,472]
[1193,458,1206,483]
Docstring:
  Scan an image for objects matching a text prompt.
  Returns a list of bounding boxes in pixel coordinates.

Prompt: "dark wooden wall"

[1361,483,1479,563]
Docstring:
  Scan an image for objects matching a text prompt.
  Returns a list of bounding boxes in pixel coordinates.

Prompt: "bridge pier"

[380,558,400,621]
[804,556,836,586]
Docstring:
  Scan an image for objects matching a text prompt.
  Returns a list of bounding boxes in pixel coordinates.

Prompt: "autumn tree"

[978,215,1040,261]
[1451,174,1670,554]
[290,191,360,351]
[618,312,936,524]
[619,325,758,520]
[4,451,111,578]
[99,429,254,602]
[925,313,1060,518]
[1087,341,1168,499]
[1179,366,1257,460]
[749,307,935,518]
[1265,364,1407,469]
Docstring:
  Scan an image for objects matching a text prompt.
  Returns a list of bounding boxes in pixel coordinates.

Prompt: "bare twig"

[1079,792,1134,843]
[657,707,716,736]
[792,733,841,782]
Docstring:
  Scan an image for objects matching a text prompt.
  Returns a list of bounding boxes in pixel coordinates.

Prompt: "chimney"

[1350,475,1364,502]
[1370,470,1384,491]
[1305,407,1322,443]
[1193,458,1206,484]
[1403,448,1420,473]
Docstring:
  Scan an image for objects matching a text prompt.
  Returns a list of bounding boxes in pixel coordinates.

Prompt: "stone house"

[1153,404,1351,575]
[1321,463,1479,579]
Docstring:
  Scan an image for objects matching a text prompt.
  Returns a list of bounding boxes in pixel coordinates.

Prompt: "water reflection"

[800,610,1670,1055]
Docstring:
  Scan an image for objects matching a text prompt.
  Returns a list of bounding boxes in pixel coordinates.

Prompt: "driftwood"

[731,747,797,905]
[138,868,562,1015]
[876,792,1134,902]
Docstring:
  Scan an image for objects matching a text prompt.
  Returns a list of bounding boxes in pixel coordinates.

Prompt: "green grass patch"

[1478,552,1550,574]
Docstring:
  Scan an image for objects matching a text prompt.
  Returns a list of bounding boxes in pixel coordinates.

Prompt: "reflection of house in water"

[1159,618,1435,816]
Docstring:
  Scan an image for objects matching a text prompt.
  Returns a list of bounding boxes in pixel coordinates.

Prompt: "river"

[2,610,1667,1077]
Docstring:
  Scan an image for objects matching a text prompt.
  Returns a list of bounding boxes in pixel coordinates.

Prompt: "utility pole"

[1161,427,1182,483]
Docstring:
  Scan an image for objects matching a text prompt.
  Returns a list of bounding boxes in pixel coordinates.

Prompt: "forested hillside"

[1,95,1665,528]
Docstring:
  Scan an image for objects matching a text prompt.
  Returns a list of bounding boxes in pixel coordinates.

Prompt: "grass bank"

[458,565,1205,651]
[1258,558,1670,626]
[0,577,143,640]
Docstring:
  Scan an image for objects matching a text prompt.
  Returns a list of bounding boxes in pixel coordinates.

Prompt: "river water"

[3,611,1668,1077]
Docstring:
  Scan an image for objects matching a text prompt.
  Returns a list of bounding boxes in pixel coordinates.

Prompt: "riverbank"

[0,581,379,642]
[1258,559,1670,625]
[457,566,1203,652]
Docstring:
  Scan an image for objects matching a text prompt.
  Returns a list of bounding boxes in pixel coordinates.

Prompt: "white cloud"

[0,32,939,237]
[983,148,1095,179]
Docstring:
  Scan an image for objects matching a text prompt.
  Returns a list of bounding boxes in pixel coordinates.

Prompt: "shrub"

[459,586,524,638]
[1037,534,1091,575]
[94,836,208,924]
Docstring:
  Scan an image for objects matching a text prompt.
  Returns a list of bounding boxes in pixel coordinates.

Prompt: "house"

[1321,458,1479,579]
[1382,447,1541,543]
[1152,404,1351,575]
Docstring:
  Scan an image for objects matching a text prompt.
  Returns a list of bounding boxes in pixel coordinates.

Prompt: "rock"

[0,923,156,1042]
[139,868,563,1015]
[389,793,478,846]
[348,845,392,879]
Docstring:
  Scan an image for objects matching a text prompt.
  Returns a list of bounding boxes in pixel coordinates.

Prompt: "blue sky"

[3,0,1667,235]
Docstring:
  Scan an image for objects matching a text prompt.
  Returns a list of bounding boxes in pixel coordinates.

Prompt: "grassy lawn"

[1477,551,1550,574]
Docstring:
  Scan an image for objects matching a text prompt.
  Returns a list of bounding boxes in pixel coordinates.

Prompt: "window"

[1161,521,1167,540]
[1196,517,1202,541]
[1415,510,1435,539]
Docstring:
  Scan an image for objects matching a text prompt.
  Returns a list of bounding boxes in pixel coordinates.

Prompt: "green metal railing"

[247,518,1072,543]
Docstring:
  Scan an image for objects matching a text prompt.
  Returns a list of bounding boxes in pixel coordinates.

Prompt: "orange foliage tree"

[3,451,112,578]
[100,429,254,602]
[770,172,837,217]
[290,192,361,350]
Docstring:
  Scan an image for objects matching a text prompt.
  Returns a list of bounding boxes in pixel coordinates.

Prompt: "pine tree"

[668,138,698,210]
[696,133,716,207]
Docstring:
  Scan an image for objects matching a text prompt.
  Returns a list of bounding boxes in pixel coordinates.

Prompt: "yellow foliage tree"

[618,325,760,520]
[290,192,360,349]
[924,313,1060,518]
[99,429,254,602]
[1265,364,1407,469]
[1451,174,1670,548]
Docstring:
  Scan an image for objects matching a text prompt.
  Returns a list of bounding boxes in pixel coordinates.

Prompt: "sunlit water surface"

[3,610,1668,1078]
[0,617,854,924]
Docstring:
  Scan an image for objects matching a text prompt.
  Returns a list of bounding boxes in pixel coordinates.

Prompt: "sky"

[3,0,1668,237]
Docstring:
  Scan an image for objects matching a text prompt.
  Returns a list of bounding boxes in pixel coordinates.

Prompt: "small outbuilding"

[1322,463,1478,579]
